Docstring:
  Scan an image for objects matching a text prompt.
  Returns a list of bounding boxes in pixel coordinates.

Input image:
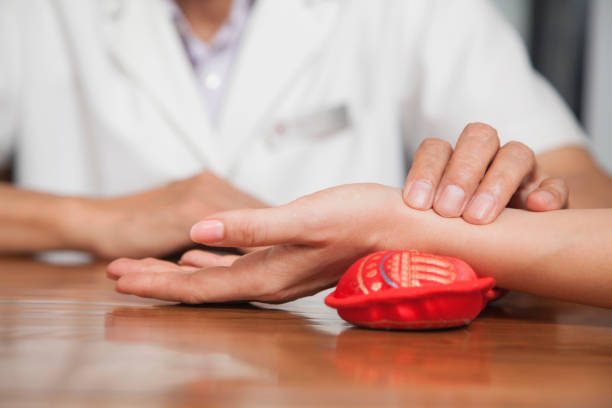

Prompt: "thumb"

[190,206,310,248]
[525,177,569,211]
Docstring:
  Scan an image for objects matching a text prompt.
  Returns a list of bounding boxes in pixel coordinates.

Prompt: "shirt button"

[204,73,221,90]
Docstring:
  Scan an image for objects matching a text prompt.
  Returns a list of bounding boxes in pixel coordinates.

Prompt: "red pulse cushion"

[325,250,497,330]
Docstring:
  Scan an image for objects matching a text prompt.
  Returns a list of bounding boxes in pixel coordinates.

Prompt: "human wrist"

[365,187,433,253]
[374,196,451,254]
[56,197,112,255]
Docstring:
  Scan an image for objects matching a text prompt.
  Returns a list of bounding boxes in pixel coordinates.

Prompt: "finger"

[116,251,268,303]
[403,139,452,209]
[116,270,234,304]
[179,250,239,268]
[525,178,569,212]
[506,164,548,209]
[107,257,196,280]
[190,206,312,248]
[107,258,171,280]
[117,245,337,304]
[463,141,535,224]
[433,123,500,217]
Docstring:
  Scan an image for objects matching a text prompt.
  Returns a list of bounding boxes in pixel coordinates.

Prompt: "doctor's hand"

[106,184,407,304]
[86,171,265,259]
[402,122,569,225]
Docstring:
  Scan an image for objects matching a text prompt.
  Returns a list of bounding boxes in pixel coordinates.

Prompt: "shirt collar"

[168,0,253,69]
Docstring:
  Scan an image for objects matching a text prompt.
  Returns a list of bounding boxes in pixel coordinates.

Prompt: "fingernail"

[405,180,433,209]
[190,220,224,242]
[535,190,555,207]
[436,185,466,216]
[466,193,495,221]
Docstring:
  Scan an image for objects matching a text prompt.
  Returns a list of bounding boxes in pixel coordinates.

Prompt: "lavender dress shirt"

[169,0,253,122]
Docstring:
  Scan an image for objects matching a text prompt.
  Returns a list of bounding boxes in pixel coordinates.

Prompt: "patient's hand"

[107,184,412,303]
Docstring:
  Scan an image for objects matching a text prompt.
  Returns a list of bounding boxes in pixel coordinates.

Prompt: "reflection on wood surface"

[1,256,611,407]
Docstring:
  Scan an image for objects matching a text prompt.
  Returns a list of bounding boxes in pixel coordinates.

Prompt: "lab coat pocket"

[266,104,351,148]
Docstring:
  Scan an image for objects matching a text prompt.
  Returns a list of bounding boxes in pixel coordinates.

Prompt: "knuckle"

[239,220,262,247]
[412,139,453,180]
[487,170,518,190]
[446,160,485,186]
[545,178,569,194]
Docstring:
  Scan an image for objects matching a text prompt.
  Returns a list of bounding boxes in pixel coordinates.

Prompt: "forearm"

[390,205,612,307]
[562,170,612,208]
[0,183,93,253]
[538,146,612,208]
[1,171,268,258]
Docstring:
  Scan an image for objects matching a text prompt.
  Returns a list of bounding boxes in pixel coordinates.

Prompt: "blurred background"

[492,0,612,172]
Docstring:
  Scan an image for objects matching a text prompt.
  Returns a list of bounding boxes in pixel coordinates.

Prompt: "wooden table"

[1,256,611,407]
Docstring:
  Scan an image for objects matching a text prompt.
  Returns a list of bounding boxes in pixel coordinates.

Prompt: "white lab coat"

[0,0,586,205]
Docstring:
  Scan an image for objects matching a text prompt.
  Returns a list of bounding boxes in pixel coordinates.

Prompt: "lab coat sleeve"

[409,0,588,155]
[0,1,20,169]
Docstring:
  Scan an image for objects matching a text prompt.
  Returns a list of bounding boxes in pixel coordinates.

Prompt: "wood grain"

[1,256,611,407]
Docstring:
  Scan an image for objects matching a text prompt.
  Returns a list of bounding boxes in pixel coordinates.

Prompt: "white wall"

[584,0,612,173]
[492,0,612,174]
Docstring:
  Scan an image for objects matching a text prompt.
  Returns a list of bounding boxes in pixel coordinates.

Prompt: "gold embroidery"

[400,251,410,287]
[411,256,451,268]
[389,252,400,282]
[371,282,382,292]
[412,273,453,285]
[356,253,376,295]
[412,265,453,278]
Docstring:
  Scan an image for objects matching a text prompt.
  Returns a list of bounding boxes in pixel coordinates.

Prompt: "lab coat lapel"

[218,0,341,174]
[103,0,222,171]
